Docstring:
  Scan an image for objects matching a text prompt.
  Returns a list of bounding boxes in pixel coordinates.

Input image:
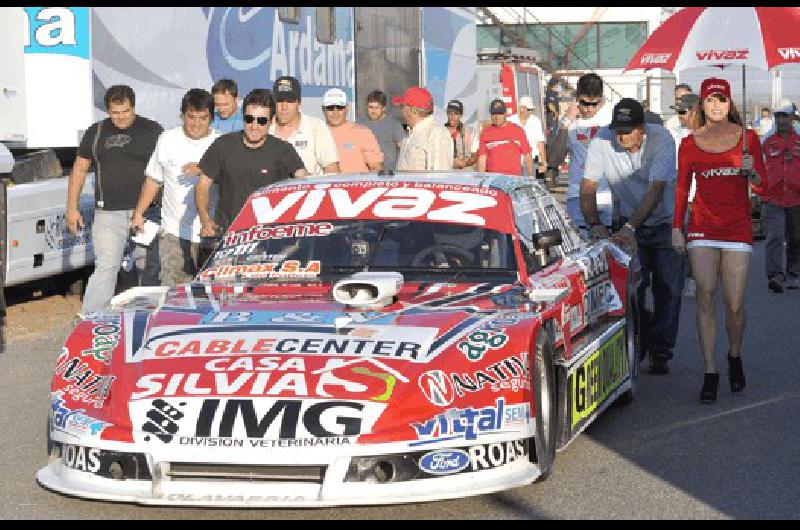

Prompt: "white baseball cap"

[773,98,797,115]
[322,88,348,107]
[518,96,535,110]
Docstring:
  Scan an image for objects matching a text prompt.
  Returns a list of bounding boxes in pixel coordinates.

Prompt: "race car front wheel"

[618,259,642,406]
[533,327,557,482]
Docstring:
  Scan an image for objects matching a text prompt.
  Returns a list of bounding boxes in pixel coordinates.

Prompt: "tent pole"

[742,63,748,153]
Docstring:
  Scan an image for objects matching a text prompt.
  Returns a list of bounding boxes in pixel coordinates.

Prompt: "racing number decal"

[457,316,521,362]
[457,330,508,361]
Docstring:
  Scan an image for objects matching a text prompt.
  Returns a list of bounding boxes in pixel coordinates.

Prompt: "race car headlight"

[344,455,420,483]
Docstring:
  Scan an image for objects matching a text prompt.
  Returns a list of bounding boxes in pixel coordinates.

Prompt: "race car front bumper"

[37,447,541,507]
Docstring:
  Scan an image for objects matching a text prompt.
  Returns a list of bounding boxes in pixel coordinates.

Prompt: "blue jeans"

[622,217,685,361]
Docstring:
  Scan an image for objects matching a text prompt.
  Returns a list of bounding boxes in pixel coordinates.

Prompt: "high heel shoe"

[700,372,719,403]
[728,353,746,393]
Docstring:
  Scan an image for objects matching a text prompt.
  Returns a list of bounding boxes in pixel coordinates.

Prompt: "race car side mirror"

[532,229,562,268]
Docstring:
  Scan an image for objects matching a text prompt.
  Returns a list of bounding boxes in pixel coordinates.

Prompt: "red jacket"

[674,129,766,244]
[758,132,800,207]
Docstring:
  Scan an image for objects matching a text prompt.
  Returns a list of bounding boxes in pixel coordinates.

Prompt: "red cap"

[700,77,732,100]
[392,86,434,112]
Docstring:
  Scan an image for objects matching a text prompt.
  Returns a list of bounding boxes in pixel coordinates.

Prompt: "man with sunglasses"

[581,98,682,375]
[195,89,307,238]
[548,73,614,231]
[268,75,340,176]
[759,98,800,291]
[664,83,693,132]
[322,88,383,173]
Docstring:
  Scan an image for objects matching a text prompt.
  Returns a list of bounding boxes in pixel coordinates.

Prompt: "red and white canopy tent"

[624,6,800,150]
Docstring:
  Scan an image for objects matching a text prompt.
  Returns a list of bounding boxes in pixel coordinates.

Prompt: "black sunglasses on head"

[244,114,269,126]
[324,105,346,111]
[578,99,601,107]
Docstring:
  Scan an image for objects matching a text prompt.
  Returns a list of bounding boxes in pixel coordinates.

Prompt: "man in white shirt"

[508,96,547,178]
[394,86,454,171]
[132,89,220,285]
[547,73,614,229]
[268,75,340,176]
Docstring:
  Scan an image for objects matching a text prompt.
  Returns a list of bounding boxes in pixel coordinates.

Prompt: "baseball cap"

[446,99,464,114]
[518,96,535,110]
[700,77,732,100]
[273,75,301,102]
[773,98,797,115]
[322,88,347,107]
[490,99,507,115]
[392,86,434,112]
[610,98,645,133]
[670,93,700,112]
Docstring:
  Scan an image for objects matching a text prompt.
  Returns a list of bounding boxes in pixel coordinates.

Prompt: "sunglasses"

[324,105,346,111]
[677,110,688,115]
[244,115,270,126]
[578,99,601,107]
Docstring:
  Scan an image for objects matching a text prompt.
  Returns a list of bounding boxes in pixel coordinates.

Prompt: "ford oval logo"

[419,449,470,475]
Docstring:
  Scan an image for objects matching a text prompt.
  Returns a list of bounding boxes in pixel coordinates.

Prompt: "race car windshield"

[199,220,517,283]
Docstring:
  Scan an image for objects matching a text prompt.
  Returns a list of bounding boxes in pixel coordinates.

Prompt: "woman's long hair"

[697,94,744,127]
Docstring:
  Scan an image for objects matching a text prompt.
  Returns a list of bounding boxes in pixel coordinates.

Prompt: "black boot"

[728,353,746,392]
[700,373,719,404]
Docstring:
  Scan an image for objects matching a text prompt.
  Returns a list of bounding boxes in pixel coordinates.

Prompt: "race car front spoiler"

[37,456,540,507]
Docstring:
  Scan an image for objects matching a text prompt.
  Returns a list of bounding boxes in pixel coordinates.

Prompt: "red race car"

[38,173,641,507]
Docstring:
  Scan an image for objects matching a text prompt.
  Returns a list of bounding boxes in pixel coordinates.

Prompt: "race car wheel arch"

[617,258,642,406]
[532,325,557,482]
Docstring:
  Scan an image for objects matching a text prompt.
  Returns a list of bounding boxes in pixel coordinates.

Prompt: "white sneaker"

[683,278,697,298]
[786,276,800,290]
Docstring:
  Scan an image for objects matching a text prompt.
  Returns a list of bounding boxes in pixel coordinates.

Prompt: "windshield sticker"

[224,222,333,246]
[228,183,512,232]
[199,260,321,281]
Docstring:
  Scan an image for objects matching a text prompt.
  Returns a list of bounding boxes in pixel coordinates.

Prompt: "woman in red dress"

[672,78,766,403]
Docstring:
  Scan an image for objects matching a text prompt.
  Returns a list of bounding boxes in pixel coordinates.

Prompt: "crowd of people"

[65,76,550,315]
[65,71,798,405]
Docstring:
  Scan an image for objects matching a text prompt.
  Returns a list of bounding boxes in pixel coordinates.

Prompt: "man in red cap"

[393,86,453,171]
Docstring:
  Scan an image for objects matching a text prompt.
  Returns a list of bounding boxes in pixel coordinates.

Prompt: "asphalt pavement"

[2,222,799,519]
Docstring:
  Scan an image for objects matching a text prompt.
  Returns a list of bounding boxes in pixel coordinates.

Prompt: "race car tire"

[617,259,642,406]
[533,326,557,482]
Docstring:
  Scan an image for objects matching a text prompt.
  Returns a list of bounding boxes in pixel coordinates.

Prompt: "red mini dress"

[673,129,766,248]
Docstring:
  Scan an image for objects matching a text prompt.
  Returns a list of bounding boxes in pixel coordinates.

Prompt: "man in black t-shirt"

[66,84,162,315]
[196,89,306,236]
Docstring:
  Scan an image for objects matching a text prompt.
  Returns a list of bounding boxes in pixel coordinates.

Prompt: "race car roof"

[267,172,537,196]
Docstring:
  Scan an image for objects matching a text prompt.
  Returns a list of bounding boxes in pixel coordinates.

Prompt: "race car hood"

[55,281,541,448]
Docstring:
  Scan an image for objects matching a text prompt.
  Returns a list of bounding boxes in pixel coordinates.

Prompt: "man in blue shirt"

[580,98,684,375]
[210,79,244,133]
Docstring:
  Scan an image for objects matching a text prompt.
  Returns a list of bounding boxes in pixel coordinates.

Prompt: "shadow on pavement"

[583,240,800,518]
